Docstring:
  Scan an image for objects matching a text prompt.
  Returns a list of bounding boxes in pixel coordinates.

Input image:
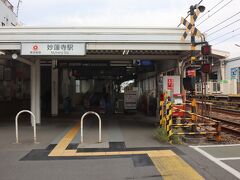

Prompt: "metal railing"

[159,99,221,142]
[15,110,38,144]
[80,111,102,144]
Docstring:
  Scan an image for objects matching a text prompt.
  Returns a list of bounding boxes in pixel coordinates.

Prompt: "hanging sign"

[21,43,86,56]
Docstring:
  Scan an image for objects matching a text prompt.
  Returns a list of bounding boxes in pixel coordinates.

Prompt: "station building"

[0,26,228,124]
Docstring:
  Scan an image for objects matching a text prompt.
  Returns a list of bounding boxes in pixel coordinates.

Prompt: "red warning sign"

[167,78,174,90]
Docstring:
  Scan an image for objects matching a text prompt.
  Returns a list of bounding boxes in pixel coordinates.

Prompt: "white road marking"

[218,157,240,161]
[192,144,240,148]
[191,146,240,179]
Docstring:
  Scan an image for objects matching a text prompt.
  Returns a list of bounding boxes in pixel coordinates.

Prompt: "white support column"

[31,62,36,125]
[35,60,41,124]
[30,60,41,124]
[51,60,58,116]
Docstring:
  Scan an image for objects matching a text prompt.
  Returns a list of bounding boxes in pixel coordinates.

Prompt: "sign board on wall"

[163,76,180,94]
[167,78,174,90]
[21,43,86,56]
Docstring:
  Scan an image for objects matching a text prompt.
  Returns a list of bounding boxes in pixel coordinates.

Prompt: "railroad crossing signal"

[180,5,205,62]
[180,7,202,41]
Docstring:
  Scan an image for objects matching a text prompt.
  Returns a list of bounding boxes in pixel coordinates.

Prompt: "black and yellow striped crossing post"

[159,99,164,126]
[180,6,205,123]
[159,92,168,126]
[189,6,200,122]
[165,101,173,142]
[190,5,199,63]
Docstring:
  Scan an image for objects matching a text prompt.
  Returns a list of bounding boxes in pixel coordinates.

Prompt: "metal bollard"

[80,111,102,144]
[15,110,38,144]
[215,121,221,142]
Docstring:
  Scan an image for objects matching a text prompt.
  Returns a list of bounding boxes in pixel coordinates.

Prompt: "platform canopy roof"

[0,26,229,61]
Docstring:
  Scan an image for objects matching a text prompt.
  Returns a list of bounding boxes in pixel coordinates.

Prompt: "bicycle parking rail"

[80,111,102,144]
[15,110,38,144]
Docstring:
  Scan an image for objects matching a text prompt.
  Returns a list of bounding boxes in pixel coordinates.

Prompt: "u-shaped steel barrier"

[15,110,38,144]
[80,111,102,144]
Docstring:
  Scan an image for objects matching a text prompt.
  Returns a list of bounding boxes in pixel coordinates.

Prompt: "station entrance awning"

[0,27,229,124]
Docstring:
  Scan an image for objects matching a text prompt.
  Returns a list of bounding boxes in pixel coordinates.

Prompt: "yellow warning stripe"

[48,122,203,180]
[148,151,204,180]
[48,122,80,156]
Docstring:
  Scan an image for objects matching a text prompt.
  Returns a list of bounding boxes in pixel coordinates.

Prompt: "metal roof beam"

[32,54,181,61]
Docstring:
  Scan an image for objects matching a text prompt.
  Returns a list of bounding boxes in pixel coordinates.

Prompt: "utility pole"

[190,5,196,63]
[190,5,197,121]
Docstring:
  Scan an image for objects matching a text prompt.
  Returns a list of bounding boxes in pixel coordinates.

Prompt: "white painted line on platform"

[191,146,240,179]
[192,144,240,148]
[218,157,240,161]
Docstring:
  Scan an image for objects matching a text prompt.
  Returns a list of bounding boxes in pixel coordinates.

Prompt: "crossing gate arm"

[80,111,102,144]
[15,110,38,144]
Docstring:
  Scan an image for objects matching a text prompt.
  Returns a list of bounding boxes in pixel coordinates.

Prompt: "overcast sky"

[10,0,240,58]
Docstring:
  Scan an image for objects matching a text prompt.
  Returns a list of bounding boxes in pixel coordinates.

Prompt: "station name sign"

[21,43,86,56]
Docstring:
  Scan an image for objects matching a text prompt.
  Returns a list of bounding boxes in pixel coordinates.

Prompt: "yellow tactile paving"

[48,122,80,156]
[48,122,203,180]
[147,150,176,157]
[148,151,204,180]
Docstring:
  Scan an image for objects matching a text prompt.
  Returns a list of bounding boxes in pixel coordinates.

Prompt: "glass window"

[75,80,80,93]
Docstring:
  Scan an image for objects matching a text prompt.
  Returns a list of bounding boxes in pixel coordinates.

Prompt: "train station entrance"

[1,27,238,180]
[0,27,227,125]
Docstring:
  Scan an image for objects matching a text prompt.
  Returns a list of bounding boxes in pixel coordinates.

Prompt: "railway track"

[182,100,240,136]
[212,107,240,116]
[211,117,240,135]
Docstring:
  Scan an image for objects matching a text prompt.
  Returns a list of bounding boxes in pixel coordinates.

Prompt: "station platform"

[0,113,239,180]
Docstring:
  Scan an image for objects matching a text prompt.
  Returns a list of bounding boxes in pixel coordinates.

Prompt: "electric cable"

[197,0,225,21]
[204,11,240,33]
[198,0,204,5]
[208,18,240,36]
[196,0,234,27]
[209,27,240,42]
[177,0,203,27]
[213,32,240,45]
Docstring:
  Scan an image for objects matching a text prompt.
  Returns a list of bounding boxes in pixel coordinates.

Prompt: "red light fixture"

[201,63,211,73]
[201,45,212,56]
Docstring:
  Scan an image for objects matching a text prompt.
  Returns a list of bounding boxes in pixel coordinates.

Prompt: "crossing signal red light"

[201,63,211,73]
[201,45,212,56]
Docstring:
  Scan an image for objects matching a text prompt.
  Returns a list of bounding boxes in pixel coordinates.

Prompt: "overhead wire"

[204,11,240,33]
[209,27,240,42]
[197,0,225,21]
[208,18,240,36]
[198,0,204,5]
[213,33,240,45]
[196,0,234,27]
